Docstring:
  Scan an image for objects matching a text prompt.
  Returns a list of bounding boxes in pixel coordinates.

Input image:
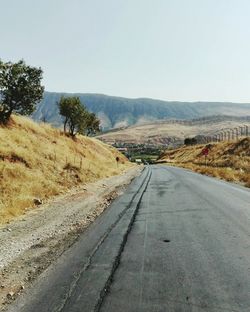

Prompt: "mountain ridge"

[33,91,250,130]
[42,90,250,104]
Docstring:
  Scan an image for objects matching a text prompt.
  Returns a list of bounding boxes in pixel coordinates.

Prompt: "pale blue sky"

[1,0,250,102]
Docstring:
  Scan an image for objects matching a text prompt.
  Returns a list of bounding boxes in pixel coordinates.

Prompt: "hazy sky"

[1,0,250,102]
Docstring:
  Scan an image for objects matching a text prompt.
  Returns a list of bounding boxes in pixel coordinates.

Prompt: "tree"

[85,112,100,136]
[0,59,44,123]
[184,137,197,145]
[58,96,100,137]
[58,96,89,137]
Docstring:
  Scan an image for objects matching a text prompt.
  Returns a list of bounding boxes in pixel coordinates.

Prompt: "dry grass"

[0,115,133,223]
[98,119,250,145]
[159,138,250,187]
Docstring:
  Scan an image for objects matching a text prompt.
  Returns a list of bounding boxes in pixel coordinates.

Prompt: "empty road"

[8,166,250,312]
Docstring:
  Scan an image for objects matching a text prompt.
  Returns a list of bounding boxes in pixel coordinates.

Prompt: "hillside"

[97,115,250,146]
[0,116,132,223]
[32,92,250,130]
[158,138,250,187]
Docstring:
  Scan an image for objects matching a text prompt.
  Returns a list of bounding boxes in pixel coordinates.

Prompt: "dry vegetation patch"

[0,115,132,223]
[159,138,250,187]
[98,119,250,146]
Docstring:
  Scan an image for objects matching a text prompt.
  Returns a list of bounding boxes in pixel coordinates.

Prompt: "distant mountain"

[32,92,250,130]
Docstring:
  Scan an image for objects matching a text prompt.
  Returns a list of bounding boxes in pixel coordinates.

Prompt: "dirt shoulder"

[0,166,142,310]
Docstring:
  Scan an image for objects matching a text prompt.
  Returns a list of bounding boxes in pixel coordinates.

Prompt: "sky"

[1,0,250,102]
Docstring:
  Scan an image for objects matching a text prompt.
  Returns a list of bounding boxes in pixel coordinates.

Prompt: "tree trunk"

[0,108,12,124]
[63,118,67,133]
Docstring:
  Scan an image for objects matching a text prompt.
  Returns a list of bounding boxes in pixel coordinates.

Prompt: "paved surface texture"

[7,166,250,312]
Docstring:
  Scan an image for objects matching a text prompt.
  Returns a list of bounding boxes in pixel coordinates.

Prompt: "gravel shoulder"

[0,166,142,309]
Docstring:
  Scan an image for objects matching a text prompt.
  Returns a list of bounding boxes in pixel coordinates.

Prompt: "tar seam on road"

[137,208,208,215]
[138,175,150,309]
[93,167,152,312]
[56,167,151,312]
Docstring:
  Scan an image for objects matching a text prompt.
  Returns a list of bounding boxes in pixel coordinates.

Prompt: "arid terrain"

[0,115,142,310]
[0,116,133,224]
[97,116,250,146]
[0,167,142,309]
[158,137,250,187]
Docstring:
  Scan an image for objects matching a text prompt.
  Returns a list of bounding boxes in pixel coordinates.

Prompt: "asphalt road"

[8,166,250,312]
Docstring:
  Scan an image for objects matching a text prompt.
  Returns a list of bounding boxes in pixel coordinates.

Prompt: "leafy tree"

[85,112,100,136]
[0,59,44,123]
[58,96,89,137]
[58,96,73,133]
[58,96,100,137]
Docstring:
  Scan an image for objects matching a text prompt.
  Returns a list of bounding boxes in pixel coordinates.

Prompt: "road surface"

[8,166,250,312]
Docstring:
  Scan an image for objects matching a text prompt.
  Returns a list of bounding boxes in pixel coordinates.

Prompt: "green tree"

[58,96,89,137]
[0,60,44,123]
[85,112,100,136]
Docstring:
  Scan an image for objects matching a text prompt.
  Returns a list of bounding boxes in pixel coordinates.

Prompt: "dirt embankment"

[0,115,133,224]
[0,166,142,310]
[158,137,250,187]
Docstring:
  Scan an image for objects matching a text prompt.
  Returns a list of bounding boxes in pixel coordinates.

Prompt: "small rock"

[7,291,14,299]
[7,228,12,232]
[33,198,43,205]
[0,285,5,289]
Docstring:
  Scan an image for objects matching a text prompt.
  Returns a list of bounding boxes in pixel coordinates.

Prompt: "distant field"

[97,116,250,146]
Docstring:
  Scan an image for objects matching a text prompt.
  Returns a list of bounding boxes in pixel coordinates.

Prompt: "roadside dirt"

[0,166,142,310]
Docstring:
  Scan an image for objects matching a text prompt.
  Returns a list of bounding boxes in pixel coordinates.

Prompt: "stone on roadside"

[33,198,43,205]
[7,291,14,299]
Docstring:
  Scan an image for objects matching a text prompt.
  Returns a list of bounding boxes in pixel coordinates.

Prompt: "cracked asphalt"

[7,166,250,312]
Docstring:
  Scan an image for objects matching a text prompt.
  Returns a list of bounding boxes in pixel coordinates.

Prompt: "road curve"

[7,166,250,312]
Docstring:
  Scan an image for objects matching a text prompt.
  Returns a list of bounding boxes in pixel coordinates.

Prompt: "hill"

[0,116,131,223]
[158,137,250,187]
[97,115,250,146]
[32,92,250,130]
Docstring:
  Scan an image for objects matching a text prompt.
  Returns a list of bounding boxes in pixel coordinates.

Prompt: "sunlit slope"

[33,92,250,130]
[159,138,250,187]
[0,116,132,223]
[97,116,250,146]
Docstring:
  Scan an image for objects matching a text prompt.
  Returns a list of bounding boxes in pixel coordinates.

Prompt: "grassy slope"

[0,116,132,223]
[159,138,250,187]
